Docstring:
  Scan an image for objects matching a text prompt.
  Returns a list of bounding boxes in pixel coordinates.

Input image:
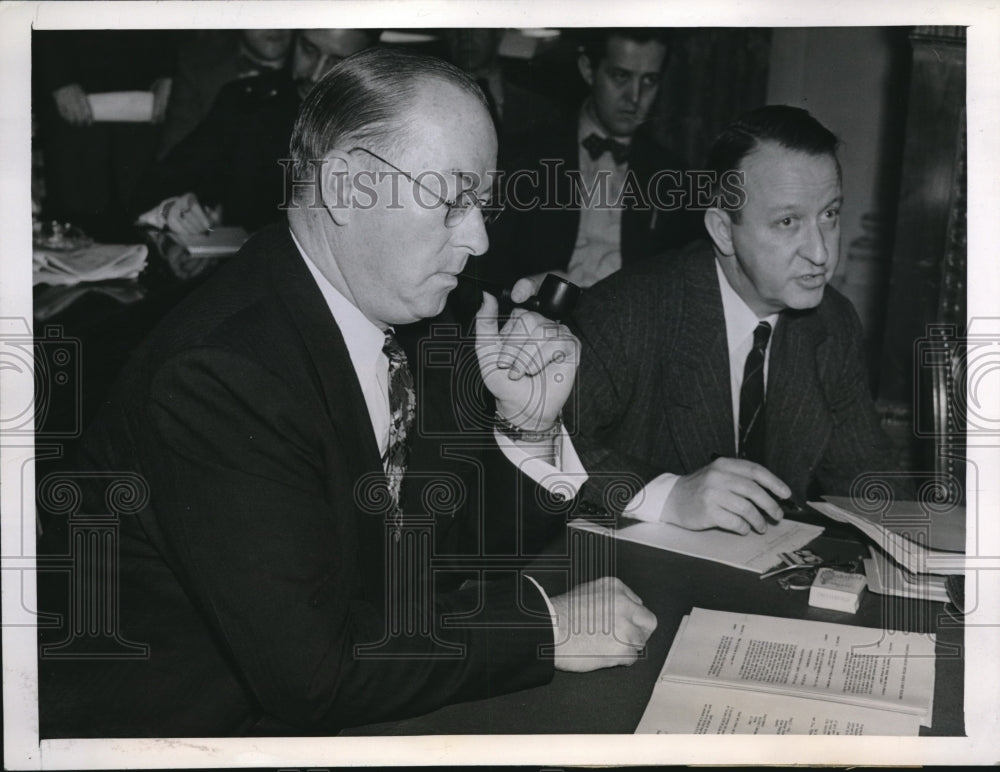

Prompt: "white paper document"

[87,90,155,122]
[809,499,964,576]
[569,518,823,574]
[636,680,921,735]
[864,546,950,603]
[822,496,965,553]
[636,608,936,735]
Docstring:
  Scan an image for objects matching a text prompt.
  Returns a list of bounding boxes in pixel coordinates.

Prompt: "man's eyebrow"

[607,65,661,77]
[765,194,843,215]
[764,203,801,216]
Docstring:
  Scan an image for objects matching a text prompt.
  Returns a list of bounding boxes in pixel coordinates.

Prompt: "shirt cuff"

[623,471,680,522]
[494,425,588,500]
[135,194,183,230]
[523,574,557,630]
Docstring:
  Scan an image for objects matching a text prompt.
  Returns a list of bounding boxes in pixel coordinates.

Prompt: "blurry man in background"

[158,29,293,158]
[136,28,378,235]
[486,28,698,288]
[33,30,176,240]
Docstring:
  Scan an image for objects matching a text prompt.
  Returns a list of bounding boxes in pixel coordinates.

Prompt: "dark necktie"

[582,132,630,164]
[738,321,772,463]
[383,332,416,518]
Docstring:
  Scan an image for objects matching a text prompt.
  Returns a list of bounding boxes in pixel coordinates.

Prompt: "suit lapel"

[765,309,832,491]
[266,228,383,479]
[661,248,736,470]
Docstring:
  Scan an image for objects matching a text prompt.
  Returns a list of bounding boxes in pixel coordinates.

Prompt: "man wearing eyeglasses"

[38,47,655,738]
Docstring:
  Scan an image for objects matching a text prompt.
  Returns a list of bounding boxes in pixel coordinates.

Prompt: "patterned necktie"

[382,332,416,518]
[738,321,772,463]
[581,132,630,164]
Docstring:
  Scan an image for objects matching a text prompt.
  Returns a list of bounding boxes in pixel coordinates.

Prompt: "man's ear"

[577,54,594,88]
[320,150,353,225]
[704,207,735,257]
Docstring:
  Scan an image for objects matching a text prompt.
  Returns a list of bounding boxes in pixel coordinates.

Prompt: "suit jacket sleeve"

[144,345,553,732]
[567,278,667,512]
[812,295,901,498]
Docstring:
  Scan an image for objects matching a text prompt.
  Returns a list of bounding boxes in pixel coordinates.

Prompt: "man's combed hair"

[289,46,488,184]
[578,28,670,65]
[706,104,840,219]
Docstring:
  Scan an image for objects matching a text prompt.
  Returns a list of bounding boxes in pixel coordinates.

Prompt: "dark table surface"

[344,529,965,736]
[34,230,228,434]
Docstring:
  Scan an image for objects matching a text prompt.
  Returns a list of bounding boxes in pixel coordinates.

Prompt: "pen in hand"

[709,452,802,522]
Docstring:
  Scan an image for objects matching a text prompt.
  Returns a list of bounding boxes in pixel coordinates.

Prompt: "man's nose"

[624,77,641,105]
[800,222,832,266]
[455,206,490,258]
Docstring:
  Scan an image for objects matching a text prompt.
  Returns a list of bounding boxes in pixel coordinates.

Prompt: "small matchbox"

[808,568,866,613]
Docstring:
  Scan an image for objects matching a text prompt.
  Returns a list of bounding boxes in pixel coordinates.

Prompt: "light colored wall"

[766,28,909,336]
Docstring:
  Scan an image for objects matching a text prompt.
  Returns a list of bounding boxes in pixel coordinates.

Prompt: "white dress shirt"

[564,102,630,288]
[625,259,779,521]
[293,230,586,616]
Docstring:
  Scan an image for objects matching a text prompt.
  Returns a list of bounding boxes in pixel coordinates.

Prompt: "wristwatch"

[493,412,562,443]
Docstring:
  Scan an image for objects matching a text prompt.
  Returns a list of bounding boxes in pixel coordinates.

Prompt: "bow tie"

[582,133,630,164]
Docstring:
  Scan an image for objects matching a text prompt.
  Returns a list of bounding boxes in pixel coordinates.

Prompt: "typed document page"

[636,608,937,734]
[636,680,922,735]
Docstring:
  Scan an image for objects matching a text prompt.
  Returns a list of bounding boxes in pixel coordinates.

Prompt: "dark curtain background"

[502,28,773,169]
[651,28,773,168]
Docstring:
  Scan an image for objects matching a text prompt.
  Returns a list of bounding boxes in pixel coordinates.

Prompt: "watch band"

[493,412,562,443]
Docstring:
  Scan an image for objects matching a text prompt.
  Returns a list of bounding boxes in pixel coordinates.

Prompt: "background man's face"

[339,81,497,327]
[726,141,842,316]
[292,29,373,99]
[581,36,667,139]
[241,29,292,64]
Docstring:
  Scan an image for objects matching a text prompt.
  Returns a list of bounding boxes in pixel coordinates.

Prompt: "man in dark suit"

[33,30,176,240]
[135,29,378,235]
[38,47,655,738]
[484,28,698,288]
[569,105,898,534]
[157,29,293,159]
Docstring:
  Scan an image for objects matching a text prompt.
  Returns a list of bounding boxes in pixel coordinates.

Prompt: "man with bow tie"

[486,28,699,288]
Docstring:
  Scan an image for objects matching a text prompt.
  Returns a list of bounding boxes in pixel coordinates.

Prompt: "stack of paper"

[864,546,950,603]
[808,497,964,577]
[33,244,148,286]
[568,517,823,574]
[636,607,936,735]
